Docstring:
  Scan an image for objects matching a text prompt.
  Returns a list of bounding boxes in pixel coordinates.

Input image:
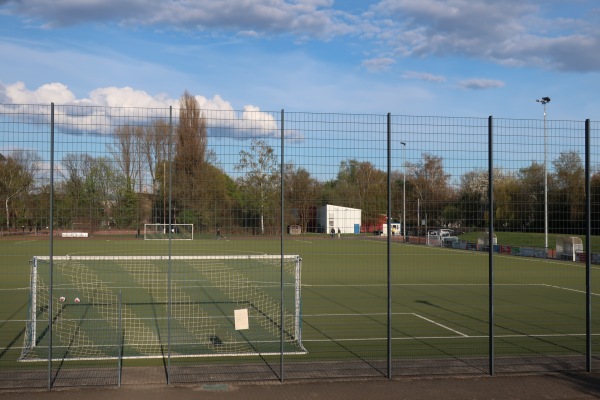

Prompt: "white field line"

[412,313,469,337]
[539,283,600,297]
[303,332,600,343]
[304,312,469,337]
[304,312,414,317]
[9,332,600,350]
[303,283,538,287]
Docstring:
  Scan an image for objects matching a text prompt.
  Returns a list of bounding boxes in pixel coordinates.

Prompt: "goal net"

[144,224,194,240]
[20,255,304,361]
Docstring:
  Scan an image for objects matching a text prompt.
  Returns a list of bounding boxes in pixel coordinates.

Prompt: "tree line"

[1,93,599,236]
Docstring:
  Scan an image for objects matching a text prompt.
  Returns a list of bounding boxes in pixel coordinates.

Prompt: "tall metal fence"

[0,103,598,389]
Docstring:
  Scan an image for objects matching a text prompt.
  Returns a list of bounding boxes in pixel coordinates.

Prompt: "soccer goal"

[144,223,194,240]
[20,255,305,361]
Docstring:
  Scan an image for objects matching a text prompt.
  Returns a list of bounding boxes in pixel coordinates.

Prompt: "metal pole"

[387,113,392,379]
[280,109,285,382]
[585,119,591,372]
[118,289,122,387]
[167,106,173,384]
[536,97,551,253]
[488,115,495,376]
[544,102,548,253]
[48,103,55,389]
[401,142,406,238]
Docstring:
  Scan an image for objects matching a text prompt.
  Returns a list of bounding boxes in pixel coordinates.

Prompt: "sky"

[1,0,600,121]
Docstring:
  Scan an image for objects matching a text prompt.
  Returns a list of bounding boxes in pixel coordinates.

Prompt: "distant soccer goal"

[144,223,193,240]
[20,255,305,361]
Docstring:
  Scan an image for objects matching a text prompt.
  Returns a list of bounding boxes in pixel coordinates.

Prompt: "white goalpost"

[143,223,194,240]
[21,255,305,361]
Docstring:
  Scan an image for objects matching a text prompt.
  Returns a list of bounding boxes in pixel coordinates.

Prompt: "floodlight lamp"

[536,97,551,104]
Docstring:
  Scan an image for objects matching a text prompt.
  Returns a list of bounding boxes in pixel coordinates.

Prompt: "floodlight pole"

[401,142,406,238]
[536,97,550,254]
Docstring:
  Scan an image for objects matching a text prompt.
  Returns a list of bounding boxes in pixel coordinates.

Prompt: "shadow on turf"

[0,300,28,360]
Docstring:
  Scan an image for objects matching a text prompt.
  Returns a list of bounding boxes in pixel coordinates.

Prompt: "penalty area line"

[412,313,469,337]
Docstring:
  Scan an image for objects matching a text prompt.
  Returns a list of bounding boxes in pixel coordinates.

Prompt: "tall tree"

[235,139,279,234]
[141,119,171,191]
[0,151,38,229]
[175,91,207,175]
[173,92,208,227]
[458,168,515,229]
[59,153,126,229]
[169,91,232,231]
[285,165,321,233]
[109,124,142,190]
[552,150,585,232]
[407,154,451,227]
[332,160,387,227]
[517,162,545,232]
[140,119,171,224]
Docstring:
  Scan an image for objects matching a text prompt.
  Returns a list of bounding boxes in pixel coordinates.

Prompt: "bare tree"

[140,119,171,192]
[235,139,279,234]
[0,151,39,229]
[109,124,144,190]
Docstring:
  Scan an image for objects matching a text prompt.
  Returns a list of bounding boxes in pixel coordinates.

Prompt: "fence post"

[585,119,591,372]
[167,106,173,384]
[118,289,123,387]
[387,112,392,379]
[48,102,55,390]
[488,115,495,376]
[280,109,285,382]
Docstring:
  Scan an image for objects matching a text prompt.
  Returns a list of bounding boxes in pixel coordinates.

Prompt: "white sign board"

[234,308,249,330]
[61,232,88,238]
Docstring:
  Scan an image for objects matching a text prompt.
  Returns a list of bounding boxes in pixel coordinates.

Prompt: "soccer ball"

[59,296,66,302]
[74,297,80,303]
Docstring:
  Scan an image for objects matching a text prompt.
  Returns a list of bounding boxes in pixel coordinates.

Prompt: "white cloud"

[0,81,298,139]
[402,70,446,83]
[458,78,505,90]
[88,87,175,108]
[4,81,77,104]
[361,57,395,72]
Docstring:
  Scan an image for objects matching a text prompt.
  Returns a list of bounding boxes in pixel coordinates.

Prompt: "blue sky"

[1,0,600,120]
